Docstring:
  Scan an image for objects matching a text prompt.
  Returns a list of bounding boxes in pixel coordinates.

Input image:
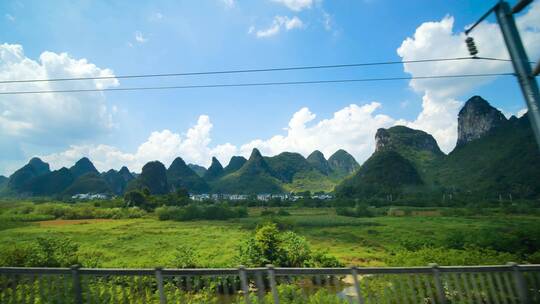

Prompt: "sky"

[1,0,540,175]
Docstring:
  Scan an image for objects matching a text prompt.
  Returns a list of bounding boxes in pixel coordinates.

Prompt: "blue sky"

[1,0,539,175]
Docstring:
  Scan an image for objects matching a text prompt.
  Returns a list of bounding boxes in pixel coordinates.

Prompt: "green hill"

[265,151,338,193]
[167,157,209,193]
[212,149,283,194]
[335,96,540,201]
[102,167,134,195]
[328,149,360,178]
[69,157,99,179]
[0,176,8,191]
[7,157,50,192]
[435,114,540,199]
[307,150,331,175]
[64,172,112,195]
[22,168,75,196]
[126,161,169,195]
[265,152,314,183]
[188,164,206,177]
[203,157,224,181]
[335,150,423,198]
[375,126,444,183]
[223,156,247,175]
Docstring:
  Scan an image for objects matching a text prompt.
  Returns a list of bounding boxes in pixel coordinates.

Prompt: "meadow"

[1,199,539,269]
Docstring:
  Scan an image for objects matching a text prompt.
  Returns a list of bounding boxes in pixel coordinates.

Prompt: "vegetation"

[335,203,373,217]
[237,223,342,267]
[126,161,169,194]
[335,150,423,199]
[167,157,209,193]
[1,199,539,268]
[2,97,538,201]
[156,204,248,221]
[212,149,284,194]
[1,237,80,267]
[335,113,540,202]
[0,201,145,222]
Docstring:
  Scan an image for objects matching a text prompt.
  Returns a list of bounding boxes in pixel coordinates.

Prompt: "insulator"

[465,37,479,56]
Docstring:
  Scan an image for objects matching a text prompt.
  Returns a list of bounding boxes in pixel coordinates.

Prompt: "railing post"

[70,265,83,304]
[255,270,266,303]
[155,267,166,304]
[508,262,530,304]
[350,267,364,304]
[429,263,447,304]
[239,265,252,304]
[267,264,280,304]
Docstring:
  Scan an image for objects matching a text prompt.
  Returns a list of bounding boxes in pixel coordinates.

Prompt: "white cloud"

[149,12,163,21]
[272,0,313,11]
[42,115,237,172]
[238,103,394,161]
[221,0,235,8]
[0,43,119,175]
[253,16,304,38]
[284,16,303,30]
[5,14,15,22]
[322,11,332,31]
[41,103,393,173]
[0,45,118,139]
[396,3,540,152]
[134,31,148,43]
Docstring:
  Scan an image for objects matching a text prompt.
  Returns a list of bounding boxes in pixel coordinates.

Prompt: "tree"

[175,188,189,199]
[124,190,150,210]
[237,223,342,267]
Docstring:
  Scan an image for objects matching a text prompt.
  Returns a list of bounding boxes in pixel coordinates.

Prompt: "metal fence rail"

[1,263,539,303]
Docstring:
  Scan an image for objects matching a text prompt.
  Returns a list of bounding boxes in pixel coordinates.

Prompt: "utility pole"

[466,0,540,147]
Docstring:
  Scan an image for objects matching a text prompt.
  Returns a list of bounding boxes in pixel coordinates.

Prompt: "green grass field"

[1,206,538,268]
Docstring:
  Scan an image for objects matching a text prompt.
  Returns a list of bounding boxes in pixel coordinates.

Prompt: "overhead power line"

[0,56,516,84]
[0,72,516,95]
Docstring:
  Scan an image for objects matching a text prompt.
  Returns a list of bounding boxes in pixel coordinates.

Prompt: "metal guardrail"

[0,263,539,303]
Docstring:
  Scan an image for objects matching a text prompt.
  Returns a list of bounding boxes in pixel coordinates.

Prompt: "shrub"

[386,246,517,266]
[526,251,540,264]
[0,237,80,267]
[277,209,290,216]
[336,203,373,218]
[124,190,155,211]
[260,209,276,217]
[171,245,199,268]
[440,224,540,255]
[156,204,248,221]
[13,203,146,221]
[237,223,343,267]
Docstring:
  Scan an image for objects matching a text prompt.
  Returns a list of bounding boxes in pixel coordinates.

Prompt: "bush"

[277,209,290,216]
[386,246,517,266]
[440,223,540,255]
[0,237,80,267]
[260,209,276,217]
[156,204,248,221]
[171,245,199,268]
[237,223,343,267]
[4,202,147,221]
[124,190,155,211]
[336,203,373,218]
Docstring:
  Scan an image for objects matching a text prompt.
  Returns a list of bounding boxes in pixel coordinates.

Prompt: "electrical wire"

[0,56,515,84]
[0,72,515,95]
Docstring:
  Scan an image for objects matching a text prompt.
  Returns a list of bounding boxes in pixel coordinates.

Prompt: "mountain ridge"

[335,96,540,201]
[4,95,536,201]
